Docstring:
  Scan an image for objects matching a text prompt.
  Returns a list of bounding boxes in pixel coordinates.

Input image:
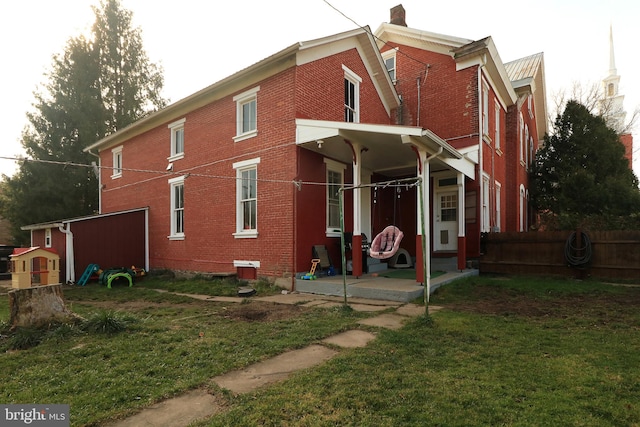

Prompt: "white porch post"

[457,172,466,271]
[352,142,362,236]
[351,142,364,277]
[417,149,430,291]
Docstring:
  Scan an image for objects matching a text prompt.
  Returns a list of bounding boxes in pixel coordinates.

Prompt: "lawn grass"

[0,278,370,426]
[198,276,640,426]
[2,275,639,426]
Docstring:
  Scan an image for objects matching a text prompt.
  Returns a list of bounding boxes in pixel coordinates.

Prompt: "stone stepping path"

[106,294,442,427]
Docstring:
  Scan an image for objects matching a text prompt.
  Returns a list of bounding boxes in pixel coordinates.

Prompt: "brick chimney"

[390,4,407,27]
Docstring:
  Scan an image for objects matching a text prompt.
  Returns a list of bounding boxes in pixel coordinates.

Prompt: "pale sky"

[2,0,639,177]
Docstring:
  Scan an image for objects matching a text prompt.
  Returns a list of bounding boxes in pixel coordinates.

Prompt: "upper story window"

[168,176,185,240]
[494,102,501,152]
[325,158,345,236]
[168,118,185,161]
[524,125,530,166]
[233,86,260,142]
[111,146,123,179]
[519,112,525,163]
[343,65,361,123]
[382,49,397,82]
[45,228,52,248]
[482,82,489,136]
[233,157,260,238]
[527,94,534,119]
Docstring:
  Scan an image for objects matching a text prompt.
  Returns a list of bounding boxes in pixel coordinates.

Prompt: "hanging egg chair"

[369,225,404,259]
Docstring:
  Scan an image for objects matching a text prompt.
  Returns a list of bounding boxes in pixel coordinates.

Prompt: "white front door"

[434,191,458,251]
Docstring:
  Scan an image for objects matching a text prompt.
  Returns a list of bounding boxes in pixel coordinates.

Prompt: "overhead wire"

[1,2,433,190]
[321,0,432,69]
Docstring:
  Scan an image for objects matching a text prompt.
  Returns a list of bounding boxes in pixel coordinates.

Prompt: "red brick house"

[78,5,545,289]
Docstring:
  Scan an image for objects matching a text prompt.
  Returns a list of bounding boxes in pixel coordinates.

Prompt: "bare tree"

[549,80,639,135]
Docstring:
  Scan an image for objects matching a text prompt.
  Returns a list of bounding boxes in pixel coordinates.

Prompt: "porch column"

[415,149,430,286]
[351,142,363,278]
[457,172,466,271]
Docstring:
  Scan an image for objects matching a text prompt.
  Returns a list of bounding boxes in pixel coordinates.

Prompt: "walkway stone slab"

[357,313,408,330]
[213,345,338,394]
[322,330,376,348]
[106,389,222,427]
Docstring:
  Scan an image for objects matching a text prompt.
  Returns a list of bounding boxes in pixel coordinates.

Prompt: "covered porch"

[295,257,479,303]
[295,119,477,289]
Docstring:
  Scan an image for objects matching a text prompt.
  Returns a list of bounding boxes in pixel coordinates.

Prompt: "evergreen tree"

[530,100,640,230]
[0,0,166,245]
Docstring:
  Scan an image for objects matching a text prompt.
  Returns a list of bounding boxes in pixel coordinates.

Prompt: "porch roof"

[295,119,477,179]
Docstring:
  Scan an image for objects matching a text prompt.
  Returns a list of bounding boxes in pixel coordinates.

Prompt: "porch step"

[367,261,388,273]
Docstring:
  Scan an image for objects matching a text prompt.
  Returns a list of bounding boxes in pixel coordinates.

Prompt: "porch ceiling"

[295,119,476,178]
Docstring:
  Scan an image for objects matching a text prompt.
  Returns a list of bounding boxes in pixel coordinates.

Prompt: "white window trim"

[45,228,52,248]
[482,81,489,136]
[168,118,186,162]
[482,173,490,233]
[233,86,260,143]
[111,146,123,179]
[523,125,529,166]
[519,112,525,163]
[494,101,501,153]
[233,157,260,238]
[325,158,346,237]
[168,175,186,240]
[343,65,361,124]
[494,181,501,232]
[381,49,398,84]
[519,185,526,232]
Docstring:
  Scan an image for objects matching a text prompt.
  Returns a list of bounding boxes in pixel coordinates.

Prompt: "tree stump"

[8,284,81,329]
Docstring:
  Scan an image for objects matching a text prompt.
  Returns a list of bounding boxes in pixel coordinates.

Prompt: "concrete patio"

[295,257,478,302]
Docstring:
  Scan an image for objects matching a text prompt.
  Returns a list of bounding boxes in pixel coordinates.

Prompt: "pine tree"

[0,0,166,244]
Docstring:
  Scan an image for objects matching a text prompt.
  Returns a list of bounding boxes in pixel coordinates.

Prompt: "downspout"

[87,149,102,214]
[58,223,74,284]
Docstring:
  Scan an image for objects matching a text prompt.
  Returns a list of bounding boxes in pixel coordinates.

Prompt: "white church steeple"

[602,24,626,132]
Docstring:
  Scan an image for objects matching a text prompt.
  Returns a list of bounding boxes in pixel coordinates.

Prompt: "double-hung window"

[382,49,397,83]
[482,82,489,136]
[233,86,260,142]
[325,158,345,236]
[233,158,260,238]
[495,181,501,232]
[494,102,501,152]
[168,176,185,239]
[111,146,123,178]
[519,112,525,163]
[482,174,490,233]
[343,65,361,123]
[168,118,185,161]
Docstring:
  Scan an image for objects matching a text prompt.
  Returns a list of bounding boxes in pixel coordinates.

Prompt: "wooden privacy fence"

[480,230,640,281]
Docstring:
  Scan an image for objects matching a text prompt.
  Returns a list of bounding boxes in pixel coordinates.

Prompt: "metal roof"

[504,52,543,84]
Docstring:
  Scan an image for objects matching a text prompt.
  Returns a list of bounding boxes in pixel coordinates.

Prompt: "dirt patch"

[445,284,640,318]
[219,302,307,322]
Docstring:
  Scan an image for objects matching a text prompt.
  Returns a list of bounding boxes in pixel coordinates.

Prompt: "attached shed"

[22,208,148,284]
